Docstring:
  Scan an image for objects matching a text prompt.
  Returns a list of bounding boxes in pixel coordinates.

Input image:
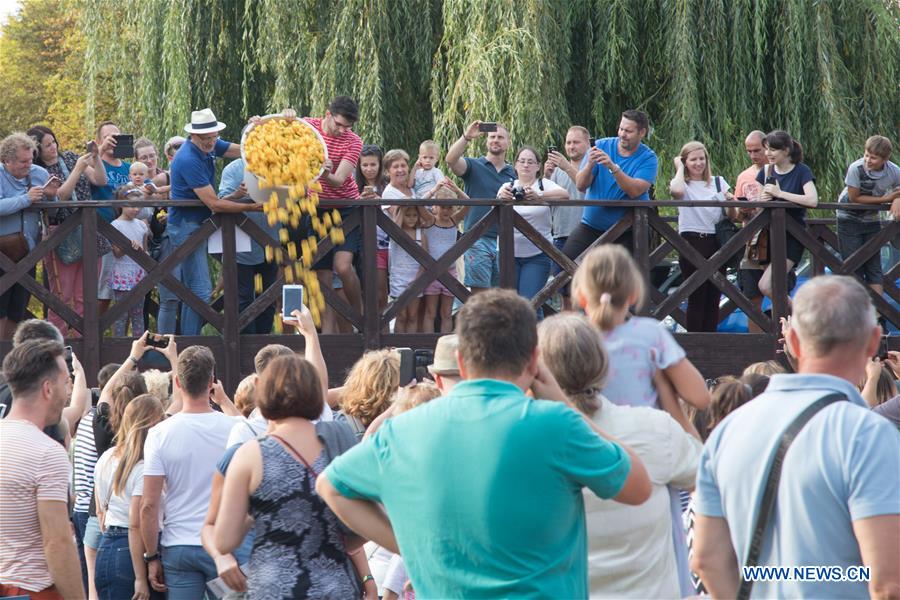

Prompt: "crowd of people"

[2,97,899,336]
[1,244,898,598]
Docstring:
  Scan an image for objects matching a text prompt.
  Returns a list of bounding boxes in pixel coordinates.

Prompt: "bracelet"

[609,164,621,175]
[362,575,375,584]
[463,135,473,142]
[127,355,139,365]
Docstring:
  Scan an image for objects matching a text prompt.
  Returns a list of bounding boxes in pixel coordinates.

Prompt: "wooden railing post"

[498,203,516,289]
[220,214,241,395]
[361,205,381,350]
[632,206,651,316]
[81,207,100,386]
[769,207,789,335]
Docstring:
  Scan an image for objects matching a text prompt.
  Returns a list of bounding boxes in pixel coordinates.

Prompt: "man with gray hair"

[692,275,900,599]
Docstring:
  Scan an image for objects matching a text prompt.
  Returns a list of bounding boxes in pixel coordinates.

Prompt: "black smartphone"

[146,333,168,349]
[282,285,304,320]
[478,122,498,133]
[589,137,596,147]
[90,387,101,406]
[877,335,890,360]
[398,348,415,386]
[113,134,134,159]
[64,345,74,375]
[547,145,558,156]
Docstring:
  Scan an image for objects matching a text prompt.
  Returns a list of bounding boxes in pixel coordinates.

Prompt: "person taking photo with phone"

[445,120,516,293]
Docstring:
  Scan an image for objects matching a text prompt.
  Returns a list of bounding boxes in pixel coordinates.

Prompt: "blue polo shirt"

[461,156,516,238]
[169,138,230,225]
[696,373,900,599]
[582,137,658,231]
[325,378,631,599]
[218,158,277,266]
[90,159,131,222]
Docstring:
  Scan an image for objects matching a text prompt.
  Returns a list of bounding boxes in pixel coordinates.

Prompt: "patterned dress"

[247,436,361,600]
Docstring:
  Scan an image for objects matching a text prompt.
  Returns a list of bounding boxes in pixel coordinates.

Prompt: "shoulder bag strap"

[737,392,847,600]
[269,432,321,477]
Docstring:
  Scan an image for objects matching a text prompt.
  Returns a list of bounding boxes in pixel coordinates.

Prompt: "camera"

[511,185,527,201]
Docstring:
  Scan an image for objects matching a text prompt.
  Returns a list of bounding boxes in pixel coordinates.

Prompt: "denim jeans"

[95,528,165,600]
[161,538,252,600]
[72,511,90,593]
[157,221,211,335]
[837,218,884,284]
[516,253,551,319]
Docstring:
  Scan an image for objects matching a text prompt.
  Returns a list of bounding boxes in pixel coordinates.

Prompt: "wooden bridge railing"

[1,199,896,392]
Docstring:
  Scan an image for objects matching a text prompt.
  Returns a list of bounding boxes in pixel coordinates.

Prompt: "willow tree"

[75,0,899,201]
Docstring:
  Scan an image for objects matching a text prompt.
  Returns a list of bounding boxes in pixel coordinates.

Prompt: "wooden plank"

[633,207,651,316]
[237,271,284,331]
[361,205,381,350]
[842,221,897,274]
[81,208,100,386]
[498,204,516,289]
[768,208,789,333]
[0,212,81,295]
[509,212,575,312]
[220,215,241,394]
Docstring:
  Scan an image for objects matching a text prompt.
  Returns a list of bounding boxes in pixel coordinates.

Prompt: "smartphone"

[397,348,415,386]
[113,134,134,159]
[877,335,890,360]
[589,137,596,148]
[85,140,98,155]
[478,122,498,133]
[64,345,74,375]
[547,145,558,156]
[363,185,375,195]
[45,175,61,187]
[282,284,304,320]
[90,387,101,406]
[146,333,168,349]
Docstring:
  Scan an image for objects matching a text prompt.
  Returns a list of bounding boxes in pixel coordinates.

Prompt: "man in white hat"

[159,109,263,336]
[427,334,461,393]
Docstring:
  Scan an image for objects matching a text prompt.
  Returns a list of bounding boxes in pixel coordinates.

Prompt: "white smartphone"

[282,285,304,320]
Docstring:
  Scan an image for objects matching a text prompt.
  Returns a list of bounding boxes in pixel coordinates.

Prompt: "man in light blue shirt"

[318,289,651,599]
[693,275,900,599]
[218,158,279,334]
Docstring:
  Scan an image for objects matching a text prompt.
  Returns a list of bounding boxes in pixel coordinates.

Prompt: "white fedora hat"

[184,108,227,134]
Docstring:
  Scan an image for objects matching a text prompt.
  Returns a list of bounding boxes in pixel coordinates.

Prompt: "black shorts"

[305,207,361,271]
[0,267,34,321]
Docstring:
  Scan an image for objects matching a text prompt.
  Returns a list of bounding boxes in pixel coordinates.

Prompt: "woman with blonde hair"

[537,313,702,598]
[338,348,400,437]
[669,141,734,331]
[93,394,166,600]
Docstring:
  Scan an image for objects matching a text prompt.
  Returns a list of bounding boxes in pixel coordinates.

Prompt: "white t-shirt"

[676,177,730,234]
[585,396,702,598]
[94,450,146,529]
[111,217,150,270]
[364,543,397,596]
[498,178,564,257]
[143,411,239,546]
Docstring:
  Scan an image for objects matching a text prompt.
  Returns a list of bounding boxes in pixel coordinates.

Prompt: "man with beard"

[446,121,516,293]
[0,339,83,599]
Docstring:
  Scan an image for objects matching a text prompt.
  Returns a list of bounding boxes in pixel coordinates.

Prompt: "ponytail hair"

[572,244,645,332]
[112,394,164,496]
[765,130,803,164]
[109,371,148,443]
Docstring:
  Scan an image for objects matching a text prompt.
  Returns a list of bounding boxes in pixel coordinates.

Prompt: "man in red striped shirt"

[0,340,83,600]
[303,96,364,333]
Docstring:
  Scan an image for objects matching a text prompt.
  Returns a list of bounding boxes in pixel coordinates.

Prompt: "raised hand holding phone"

[282,285,305,321]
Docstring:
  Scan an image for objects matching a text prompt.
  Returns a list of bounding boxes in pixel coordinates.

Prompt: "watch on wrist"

[362,574,375,584]
[143,551,160,563]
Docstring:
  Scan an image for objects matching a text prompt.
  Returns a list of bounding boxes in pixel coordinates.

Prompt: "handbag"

[737,392,846,600]
[0,212,29,263]
[746,166,771,264]
[713,176,741,269]
[51,157,112,264]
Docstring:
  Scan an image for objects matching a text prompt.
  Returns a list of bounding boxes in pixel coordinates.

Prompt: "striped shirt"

[303,117,362,205]
[73,408,98,513]
[0,419,71,592]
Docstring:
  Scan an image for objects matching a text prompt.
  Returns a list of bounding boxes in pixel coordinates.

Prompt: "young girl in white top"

[109,201,150,337]
[390,206,429,333]
[422,181,468,333]
[572,243,711,597]
[93,394,165,600]
[670,141,734,332]
[497,147,568,317]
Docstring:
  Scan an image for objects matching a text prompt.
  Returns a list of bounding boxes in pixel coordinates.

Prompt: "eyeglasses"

[137,153,157,161]
[516,159,539,166]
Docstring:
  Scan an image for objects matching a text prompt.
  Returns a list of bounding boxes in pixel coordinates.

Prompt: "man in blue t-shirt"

[157,108,263,336]
[318,289,651,599]
[562,109,658,295]
[445,121,516,292]
[692,276,900,599]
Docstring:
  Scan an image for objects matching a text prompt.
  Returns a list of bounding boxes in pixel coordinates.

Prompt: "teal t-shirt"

[325,379,631,599]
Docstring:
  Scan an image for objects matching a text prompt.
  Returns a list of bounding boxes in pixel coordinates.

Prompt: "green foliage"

[1,0,894,206]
